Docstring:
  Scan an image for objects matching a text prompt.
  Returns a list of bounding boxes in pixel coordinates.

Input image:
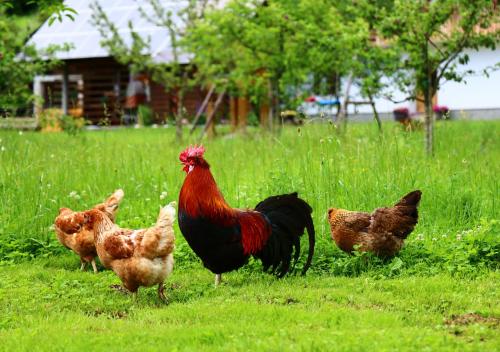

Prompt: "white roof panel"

[27,0,195,63]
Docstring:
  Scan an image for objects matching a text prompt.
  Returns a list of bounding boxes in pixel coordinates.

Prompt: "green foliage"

[379,0,500,101]
[375,0,500,153]
[0,2,70,116]
[137,104,154,126]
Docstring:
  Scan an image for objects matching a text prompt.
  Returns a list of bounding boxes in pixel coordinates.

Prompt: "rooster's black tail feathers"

[254,193,315,278]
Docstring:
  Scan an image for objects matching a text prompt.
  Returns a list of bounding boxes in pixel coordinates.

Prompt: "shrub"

[39,108,86,135]
[137,104,154,126]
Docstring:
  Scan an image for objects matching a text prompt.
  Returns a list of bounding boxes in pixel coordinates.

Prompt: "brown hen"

[54,189,124,272]
[81,202,176,301]
[328,190,422,257]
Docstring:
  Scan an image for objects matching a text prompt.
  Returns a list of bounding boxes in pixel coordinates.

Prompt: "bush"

[137,104,154,126]
[39,108,86,135]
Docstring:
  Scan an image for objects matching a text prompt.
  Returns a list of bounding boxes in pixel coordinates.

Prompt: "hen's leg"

[91,259,98,273]
[80,260,87,271]
[157,282,168,303]
[215,274,222,287]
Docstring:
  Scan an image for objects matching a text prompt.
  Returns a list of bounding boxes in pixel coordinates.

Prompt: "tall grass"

[0,121,498,272]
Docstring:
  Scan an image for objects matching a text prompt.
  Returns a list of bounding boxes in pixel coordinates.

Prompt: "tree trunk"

[268,79,275,131]
[199,89,226,142]
[176,88,184,142]
[190,84,215,135]
[424,40,434,156]
[367,91,382,132]
[337,73,353,131]
[424,88,433,156]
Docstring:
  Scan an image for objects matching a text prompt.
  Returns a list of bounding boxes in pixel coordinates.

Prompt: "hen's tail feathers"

[395,190,422,207]
[254,193,315,278]
[157,201,177,228]
[394,190,422,239]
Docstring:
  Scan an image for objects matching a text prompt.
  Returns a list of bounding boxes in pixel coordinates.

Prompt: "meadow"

[0,120,499,351]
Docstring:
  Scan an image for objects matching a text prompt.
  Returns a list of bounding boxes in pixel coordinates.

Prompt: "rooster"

[178,145,315,286]
[328,190,422,257]
[83,202,176,301]
[54,189,124,272]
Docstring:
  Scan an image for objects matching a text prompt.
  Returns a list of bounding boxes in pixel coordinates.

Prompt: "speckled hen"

[328,190,422,258]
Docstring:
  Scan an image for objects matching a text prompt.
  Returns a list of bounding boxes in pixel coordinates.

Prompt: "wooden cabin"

[27,0,247,127]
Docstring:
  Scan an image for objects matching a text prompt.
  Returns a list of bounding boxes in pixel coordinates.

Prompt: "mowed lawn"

[0,121,499,351]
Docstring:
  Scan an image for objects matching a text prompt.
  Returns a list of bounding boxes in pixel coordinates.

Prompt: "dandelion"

[69,191,80,200]
[160,191,168,200]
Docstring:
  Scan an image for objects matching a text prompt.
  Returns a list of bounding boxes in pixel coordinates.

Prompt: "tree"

[186,0,319,130]
[0,1,69,116]
[91,0,210,141]
[187,0,360,130]
[378,0,500,155]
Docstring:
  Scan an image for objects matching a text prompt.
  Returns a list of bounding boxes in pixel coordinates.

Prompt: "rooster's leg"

[215,274,222,287]
[91,259,98,273]
[80,260,87,271]
[157,282,168,303]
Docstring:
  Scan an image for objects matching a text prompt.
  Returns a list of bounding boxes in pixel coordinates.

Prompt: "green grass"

[0,256,499,351]
[0,121,499,350]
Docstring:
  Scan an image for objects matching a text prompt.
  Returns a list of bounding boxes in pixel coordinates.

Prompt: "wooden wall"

[48,58,215,125]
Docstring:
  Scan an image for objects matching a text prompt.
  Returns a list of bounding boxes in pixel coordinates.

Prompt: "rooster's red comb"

[179,145,206,163]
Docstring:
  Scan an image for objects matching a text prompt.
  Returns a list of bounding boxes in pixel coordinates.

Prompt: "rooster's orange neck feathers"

[179,163,237,224]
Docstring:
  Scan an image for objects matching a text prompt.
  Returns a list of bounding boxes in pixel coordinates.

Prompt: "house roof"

[26,0,212,63]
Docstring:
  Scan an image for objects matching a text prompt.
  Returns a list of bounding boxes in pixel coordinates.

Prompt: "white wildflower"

[432,237,437,241]
[441,234,447,238]
[456,234,462,241]
[416,234,424,241]
[69,191,80,200]
[160,191,168,200]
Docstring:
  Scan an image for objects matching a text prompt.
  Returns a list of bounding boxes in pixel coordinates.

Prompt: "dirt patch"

[445,313,499,327]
